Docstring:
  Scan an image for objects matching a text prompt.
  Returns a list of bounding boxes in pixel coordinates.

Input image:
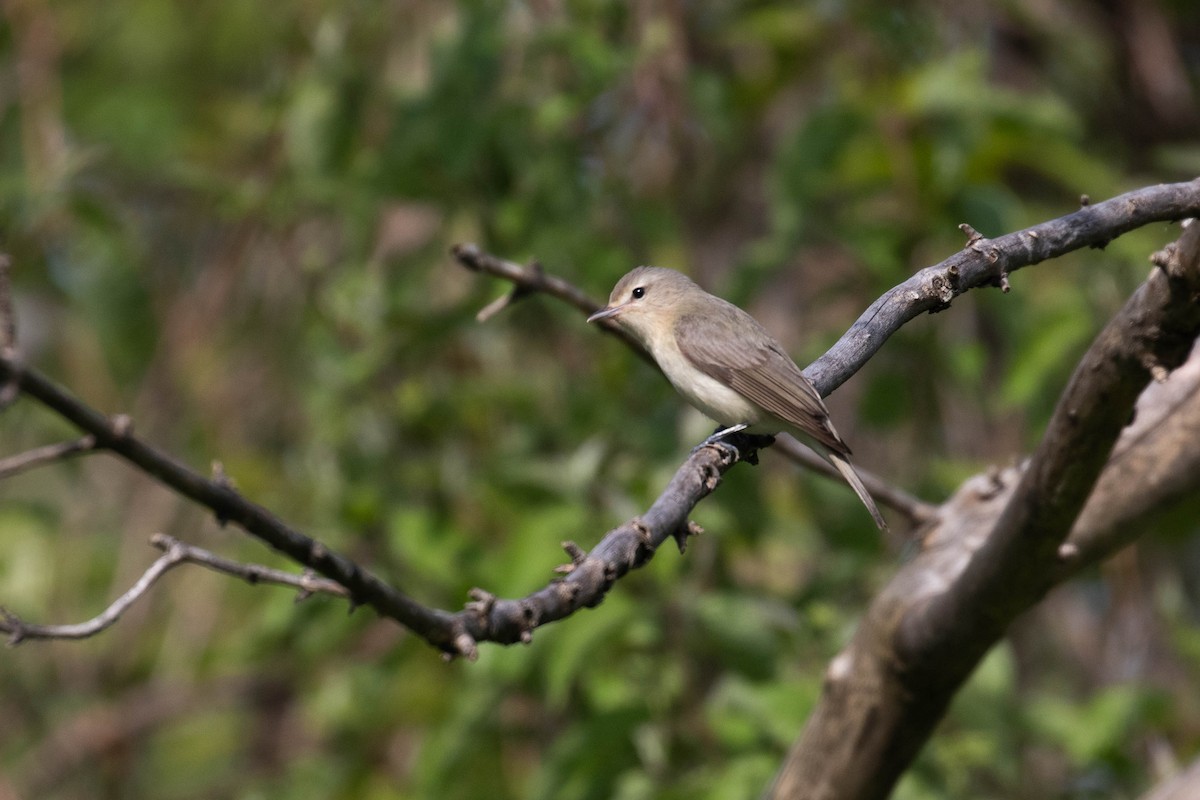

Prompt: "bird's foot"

[690,424,774,466]
[701,423,748,446]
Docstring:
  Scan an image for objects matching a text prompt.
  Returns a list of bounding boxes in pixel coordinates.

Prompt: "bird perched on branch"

[588,266,887,531]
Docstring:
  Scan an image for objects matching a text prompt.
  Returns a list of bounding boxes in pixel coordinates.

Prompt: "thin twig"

[2,540,185,644]
[452,243,601,315]
[773,434,938,526]
[0,534,348,645]
[148,533,350,599]
[0,435,98,480]
[451,243,654,365]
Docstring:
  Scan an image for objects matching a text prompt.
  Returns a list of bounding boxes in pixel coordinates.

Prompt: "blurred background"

[1,1,1199,798]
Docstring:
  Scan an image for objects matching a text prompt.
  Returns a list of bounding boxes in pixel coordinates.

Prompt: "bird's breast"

[647,327,764,427]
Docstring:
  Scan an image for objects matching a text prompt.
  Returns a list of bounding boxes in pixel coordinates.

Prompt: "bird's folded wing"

[675,311,848,454]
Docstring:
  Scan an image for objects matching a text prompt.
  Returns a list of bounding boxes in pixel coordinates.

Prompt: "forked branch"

[1,534,349,645]
[1,181,1198,663]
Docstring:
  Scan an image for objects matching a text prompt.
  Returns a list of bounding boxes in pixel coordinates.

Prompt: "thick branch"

[913,222,1200,657]
[1060,241,1200,568]
[768,222,1200,800]
[1140,757,1200,800]
[899,334,1200,582]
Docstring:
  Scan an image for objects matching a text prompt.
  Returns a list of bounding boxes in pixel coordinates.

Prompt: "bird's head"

[586,266,700,341]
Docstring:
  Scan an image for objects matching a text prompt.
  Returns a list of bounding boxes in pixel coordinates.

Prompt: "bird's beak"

[587,304,623,323]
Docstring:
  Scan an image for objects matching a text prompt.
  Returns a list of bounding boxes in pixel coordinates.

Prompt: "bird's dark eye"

[632,287,646,300]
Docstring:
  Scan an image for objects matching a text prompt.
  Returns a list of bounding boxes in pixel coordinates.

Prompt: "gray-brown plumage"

[588,266,887,530]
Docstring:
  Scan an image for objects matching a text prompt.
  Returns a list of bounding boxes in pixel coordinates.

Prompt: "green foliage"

[1,1,1198,798]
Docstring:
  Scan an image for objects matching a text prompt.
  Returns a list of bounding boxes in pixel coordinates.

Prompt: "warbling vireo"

[587,266,887,531]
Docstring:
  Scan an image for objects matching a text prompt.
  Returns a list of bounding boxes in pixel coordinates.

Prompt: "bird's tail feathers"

[826,451,888,532]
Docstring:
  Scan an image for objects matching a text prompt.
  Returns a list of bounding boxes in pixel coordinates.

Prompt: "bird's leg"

[704,423,748,444]
[691,423,748,456]
[691,423,775,465]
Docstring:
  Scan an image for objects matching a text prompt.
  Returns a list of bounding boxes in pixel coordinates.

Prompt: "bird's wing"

[674,306,849,455]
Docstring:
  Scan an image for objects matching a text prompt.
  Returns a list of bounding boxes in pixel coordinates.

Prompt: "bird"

[587,266,887,530]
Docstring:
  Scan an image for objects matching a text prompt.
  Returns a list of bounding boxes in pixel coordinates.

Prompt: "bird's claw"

[692,423,744,453]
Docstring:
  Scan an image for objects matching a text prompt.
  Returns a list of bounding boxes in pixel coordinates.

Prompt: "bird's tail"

[827,451,888,532]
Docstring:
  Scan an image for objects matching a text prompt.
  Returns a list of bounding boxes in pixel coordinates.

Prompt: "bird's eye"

[632,287,646,300]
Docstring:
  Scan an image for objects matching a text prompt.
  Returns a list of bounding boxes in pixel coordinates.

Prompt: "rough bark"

[767,223,1200,799]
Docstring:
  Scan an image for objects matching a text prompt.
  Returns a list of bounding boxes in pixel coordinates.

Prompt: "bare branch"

[892,335,1200,583]
[439,432,774,660]
[451,242,655,365]
[808,180,1200,394]
[1062,339,1200,570]
[0,435,97,480]
[451,251,930,518]
[453,180,1200,526]
[767,219,1200,800]
[936,221,1200,621]
[3,182,1199,662]
[147,533,350,599]
[0,350,457,649]
[3,538,185,644]
[0,533,350,645]
[456,179,1200,400]
[452,242,603,317]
